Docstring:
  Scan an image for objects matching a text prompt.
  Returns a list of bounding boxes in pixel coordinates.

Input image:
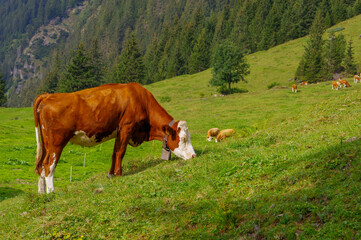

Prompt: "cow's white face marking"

[172,121,196,160]
[207,136,213,142]
[69,130,116,147]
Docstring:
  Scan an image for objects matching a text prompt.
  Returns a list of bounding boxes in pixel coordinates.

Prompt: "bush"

[267,82,281,89]
[159,96,171,103]
[217,85,248,95]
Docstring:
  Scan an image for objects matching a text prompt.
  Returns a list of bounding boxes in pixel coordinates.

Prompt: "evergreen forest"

[2,0,361,106]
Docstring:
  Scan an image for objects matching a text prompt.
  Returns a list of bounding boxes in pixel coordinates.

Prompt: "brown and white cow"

[339,80,351,88]
[206,128,220,142]
[215,129,235,142]
[332,81,339,90]
[354,75,360,83]
[292,84,297,93]
[34,83,196,194]
[300,81,308,86]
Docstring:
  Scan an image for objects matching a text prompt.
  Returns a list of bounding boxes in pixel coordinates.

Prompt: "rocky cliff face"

[6,4,86,107]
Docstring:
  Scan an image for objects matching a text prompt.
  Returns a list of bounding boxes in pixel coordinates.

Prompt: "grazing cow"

[34,83,196,194]
[354,75,360,83]
[300,81,308,86]
[339,80,351,88]
[332,81,339,90]
[206,128,220,142]
[215,129,235,142]
[292,84,297,93]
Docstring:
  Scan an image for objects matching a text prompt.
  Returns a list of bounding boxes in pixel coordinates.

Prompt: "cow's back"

[36,83,150,144]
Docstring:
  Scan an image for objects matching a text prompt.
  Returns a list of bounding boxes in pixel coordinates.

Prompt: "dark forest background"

[1,0,361,107]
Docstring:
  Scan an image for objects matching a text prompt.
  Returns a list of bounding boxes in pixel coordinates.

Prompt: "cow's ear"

[163,125,176,136]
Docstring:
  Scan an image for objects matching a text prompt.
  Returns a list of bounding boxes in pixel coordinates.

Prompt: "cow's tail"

[33,93,49,175]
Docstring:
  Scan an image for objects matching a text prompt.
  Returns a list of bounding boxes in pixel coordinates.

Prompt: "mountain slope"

[2,0,361,107]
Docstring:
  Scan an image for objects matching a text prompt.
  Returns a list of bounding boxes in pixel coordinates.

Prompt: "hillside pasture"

[1,76,361,238]
[3,14,361,238]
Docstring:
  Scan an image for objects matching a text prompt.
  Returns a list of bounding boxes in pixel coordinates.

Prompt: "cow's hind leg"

[40,146,64,193]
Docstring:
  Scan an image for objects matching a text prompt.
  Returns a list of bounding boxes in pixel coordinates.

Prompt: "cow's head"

[164,120,196,160]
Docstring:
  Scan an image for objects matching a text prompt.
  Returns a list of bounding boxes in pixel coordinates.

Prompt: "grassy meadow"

[2,15,361,239]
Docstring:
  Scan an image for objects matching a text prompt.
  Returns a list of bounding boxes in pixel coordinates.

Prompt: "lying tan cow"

[215,129,235,142]
[34,83,196,193]
[206,128,220,141]
[300,81,308,86]
[292,84,297,93]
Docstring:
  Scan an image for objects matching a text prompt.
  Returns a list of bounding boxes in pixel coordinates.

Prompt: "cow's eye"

[180,137,186,143]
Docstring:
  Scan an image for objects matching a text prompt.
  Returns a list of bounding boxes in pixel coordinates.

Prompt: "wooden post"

[70,166,72,182]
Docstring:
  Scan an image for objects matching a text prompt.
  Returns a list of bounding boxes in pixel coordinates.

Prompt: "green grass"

[2,15,361,239]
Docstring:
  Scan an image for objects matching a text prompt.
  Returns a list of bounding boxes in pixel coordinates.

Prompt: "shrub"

[217,85,248,95]
[159,96,171,103]
[267,82,281,89]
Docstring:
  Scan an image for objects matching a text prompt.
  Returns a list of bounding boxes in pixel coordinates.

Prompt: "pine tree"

[0,70,6,107]
[114,32,145,84]
[40,51,61,93]
[89,39,105,84]
[331,0,347,24]
[344,39,356,75]
[59,43,98,92]
[189,29,210,74]
[144,36,162,84]
[353,0,361,15]
[296,12,327,82]
[325,33,346,73]
[210,41,250,93]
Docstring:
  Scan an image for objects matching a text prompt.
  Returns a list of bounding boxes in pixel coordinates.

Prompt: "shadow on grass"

[0,187,24,202]
[123,158,165,176]
[123,147,205,176]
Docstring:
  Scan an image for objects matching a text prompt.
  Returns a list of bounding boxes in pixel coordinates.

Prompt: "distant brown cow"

[332,81,339,90]
[292,84,297,93]
[215,129,235,142]
[206,128,220,142]
[300,81,308,86]
[34,83,196,193]
[339,80,351,88]
[354,75,360,83]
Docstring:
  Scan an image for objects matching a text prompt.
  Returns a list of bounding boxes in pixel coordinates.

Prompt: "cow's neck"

[148,98,174,141]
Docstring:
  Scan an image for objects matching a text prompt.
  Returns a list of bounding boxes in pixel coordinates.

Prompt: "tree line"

[3,0,361,106]
[296,11,357,83]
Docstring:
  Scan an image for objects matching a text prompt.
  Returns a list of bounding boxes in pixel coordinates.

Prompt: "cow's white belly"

[69,130,116,147]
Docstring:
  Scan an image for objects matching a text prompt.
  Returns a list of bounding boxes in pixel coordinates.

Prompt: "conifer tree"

[296,12,326,82]
[114,32,145,84]
[344,39,356,75]
[325,33,346,74]
[144,36,161,84]
[89,39,105,84]
[0,70,6,107]
[353,0,361,16]
[189,29,210,74]
[210,41,250,93]
[40,51,61,93]
[59,42,98,92]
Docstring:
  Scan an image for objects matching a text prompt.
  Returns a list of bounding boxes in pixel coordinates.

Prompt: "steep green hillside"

[1,70,361,239]
[2,14,361,239]
[3,0,361,107]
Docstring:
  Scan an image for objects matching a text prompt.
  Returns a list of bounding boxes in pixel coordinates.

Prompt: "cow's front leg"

[108,124,133,177]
